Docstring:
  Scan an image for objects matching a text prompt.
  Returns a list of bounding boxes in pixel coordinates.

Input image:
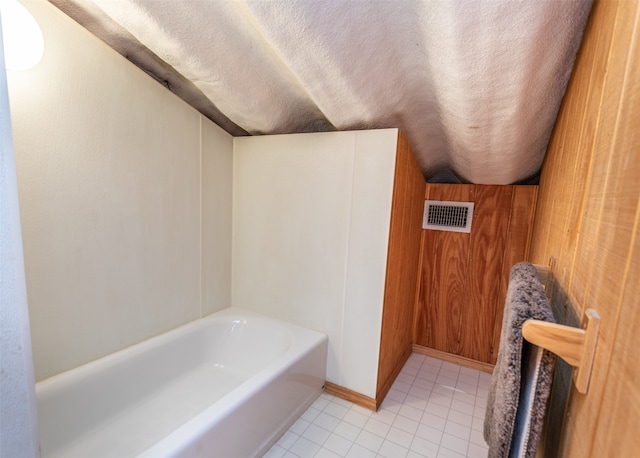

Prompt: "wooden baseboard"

[324,382,377,411]
[325,346,492,412]
[411,344,495,373]
[375,345,412,410]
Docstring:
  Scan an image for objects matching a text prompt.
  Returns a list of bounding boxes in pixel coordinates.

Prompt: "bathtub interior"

[36,309,325,458]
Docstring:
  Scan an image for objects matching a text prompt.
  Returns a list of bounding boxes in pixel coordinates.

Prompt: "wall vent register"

[423,200,475,233]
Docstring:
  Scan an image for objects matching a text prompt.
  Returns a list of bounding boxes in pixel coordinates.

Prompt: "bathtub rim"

[35,306,328,458]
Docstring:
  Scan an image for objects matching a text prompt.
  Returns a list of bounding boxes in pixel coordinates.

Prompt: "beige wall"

[8,0,233,381]
[232,130,398,398]
[529,0,640,455]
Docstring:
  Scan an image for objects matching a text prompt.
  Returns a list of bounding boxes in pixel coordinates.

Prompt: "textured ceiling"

[50,0,592,184]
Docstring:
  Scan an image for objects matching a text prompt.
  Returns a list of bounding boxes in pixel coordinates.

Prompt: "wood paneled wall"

[529,0,640,455]
[375,132,426,405]
[414,184,537,364]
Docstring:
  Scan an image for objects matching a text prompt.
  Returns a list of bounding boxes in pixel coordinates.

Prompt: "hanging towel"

[484,262,556,458]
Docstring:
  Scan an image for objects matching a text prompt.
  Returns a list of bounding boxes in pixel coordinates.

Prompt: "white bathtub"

[36,307,328,458]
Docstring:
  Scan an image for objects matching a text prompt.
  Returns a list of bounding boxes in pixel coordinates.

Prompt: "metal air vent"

[423,200,474,233]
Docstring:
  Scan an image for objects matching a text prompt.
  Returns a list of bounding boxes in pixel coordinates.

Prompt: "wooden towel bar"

[521,265,600,394]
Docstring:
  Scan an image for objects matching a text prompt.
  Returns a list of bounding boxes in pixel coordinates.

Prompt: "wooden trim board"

[375,344,412,410]
[324,382,377,411]
[412,344,494,374]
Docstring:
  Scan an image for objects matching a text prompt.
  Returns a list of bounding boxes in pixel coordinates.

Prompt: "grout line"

[267,354,488,458]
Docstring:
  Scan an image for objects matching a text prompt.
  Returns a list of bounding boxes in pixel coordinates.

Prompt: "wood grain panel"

[412,229,428,345]
[528,0,640,455]
[463,185,511,362]
[426,185,472,355]
[592,204,640,455]
[414,184,535,364]
[415,184,437,348]
[375,131,425,404]
[491,186,538,363]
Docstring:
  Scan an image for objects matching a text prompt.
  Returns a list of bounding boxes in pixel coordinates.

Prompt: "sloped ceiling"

[50,0,592,184]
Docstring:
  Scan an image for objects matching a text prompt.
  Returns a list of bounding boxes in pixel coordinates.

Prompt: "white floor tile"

[313,397,331,411]
[425,400,451,418]
[429,395,453,410]
[333,421,361,442]
[447,410,473,428]
[386,426,415,449]
[303,424,331,446]
[407,450,431,458]
[444,420,471,441]
[469,428,488,448]
[399,404,424,422]
[473,405,486,420]
[456,382,478,395]
[417,370,439,383]
[393,414,419,435]
[289,437,321,457]
[409,385,432,399]
[436,374,458,385]
[439,368,460,380]
[387,388,409,403]
[324,402,350,420]
[332,397,357,408]
[345,443,377,458]
[438,446,467,458]
[471,416,484,432]
[453,391,477,406]
[410,436,440,457]
[467,443,489,458]
[398,372,417,384]
[314,412,342,432]
[440,433,468,455]
[393,380,413,393]
[263,444,287,458]
[416,422,444,444]
[290,418,311,435]
[459,367,480,379]
[264,354,494,458]
[354,430,383,453]
[378,439,410,458]
[302,406,322,423]
[315,448,343,458]
[363,417,390,438]
[343,410,370,428]
[324,433,353,456]
[404,394,428,411]
[442,361,462,371]
[370,407,397,425]
[402,365,420,376]
[350,404,373,416]
[407,353,426,366]
[420,412,446,431]
[277,431,299,449]
[432,384,456,398]
[450,399,475,416]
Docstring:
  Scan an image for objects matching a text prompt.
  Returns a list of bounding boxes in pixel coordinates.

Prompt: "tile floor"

[264,353,491,458]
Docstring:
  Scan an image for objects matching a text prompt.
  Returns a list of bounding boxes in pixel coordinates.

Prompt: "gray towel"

[484,262,556,458]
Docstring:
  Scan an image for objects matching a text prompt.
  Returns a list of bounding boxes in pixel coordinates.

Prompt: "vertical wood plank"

[376,132,426,402]
[430,185,472,356]
[528,0,640,455]
[492,186,538,363]
[462,185,511,362]
[420,184,443,349]
[412,229,428,345]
